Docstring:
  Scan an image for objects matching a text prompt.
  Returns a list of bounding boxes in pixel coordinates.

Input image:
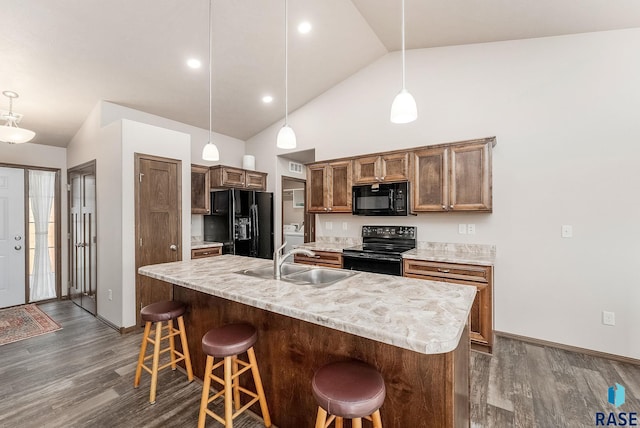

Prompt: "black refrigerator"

[203,189,274,259]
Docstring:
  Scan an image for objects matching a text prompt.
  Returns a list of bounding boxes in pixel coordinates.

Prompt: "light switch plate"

[561,225,573,238]
[458,224,467,234]
[325,222,333,230]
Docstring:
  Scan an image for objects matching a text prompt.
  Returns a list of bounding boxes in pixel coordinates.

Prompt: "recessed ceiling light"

[297,21,312,34]
[187,58,202,69]
[262,95,274,104]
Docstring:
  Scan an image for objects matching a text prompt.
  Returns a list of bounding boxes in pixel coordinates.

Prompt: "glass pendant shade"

[390,88,418,124]
[202,141,219,161]
[0,120,36,144]
[276,124,296,149]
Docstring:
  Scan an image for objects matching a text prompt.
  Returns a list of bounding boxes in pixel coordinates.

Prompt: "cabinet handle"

[437,268,450,273]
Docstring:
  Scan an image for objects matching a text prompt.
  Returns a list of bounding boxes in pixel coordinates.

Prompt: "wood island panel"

[173,285,470,428]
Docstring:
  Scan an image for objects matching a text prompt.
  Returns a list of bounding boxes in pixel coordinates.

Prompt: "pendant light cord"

[284,0,289,126]
[208,0,213,141]
[401,0,406,90]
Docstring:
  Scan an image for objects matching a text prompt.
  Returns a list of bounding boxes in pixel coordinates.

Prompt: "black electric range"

[342,226,416,276]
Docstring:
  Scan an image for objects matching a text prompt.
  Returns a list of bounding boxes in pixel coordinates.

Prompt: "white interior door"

[0,167,26,308]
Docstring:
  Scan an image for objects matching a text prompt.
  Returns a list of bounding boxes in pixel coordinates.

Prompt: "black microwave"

[352,182,409,216]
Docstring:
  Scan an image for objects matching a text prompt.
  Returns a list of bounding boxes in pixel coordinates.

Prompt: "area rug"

[0,304,62,346]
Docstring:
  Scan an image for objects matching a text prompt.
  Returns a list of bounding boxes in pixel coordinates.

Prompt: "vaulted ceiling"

[3,0,640,147]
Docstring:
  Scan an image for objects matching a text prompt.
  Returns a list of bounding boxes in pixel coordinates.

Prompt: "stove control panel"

[362,226,416,239]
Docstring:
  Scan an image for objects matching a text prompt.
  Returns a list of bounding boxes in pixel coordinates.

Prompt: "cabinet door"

[221,167,246,188]
[245,171,267,190]
[307,164,328,213]
[327,161,352,213]
[380,152,410,182]
[412,147,449,212]
[353,156,381,184]
[450,142,491,212]
[191,165,210,214]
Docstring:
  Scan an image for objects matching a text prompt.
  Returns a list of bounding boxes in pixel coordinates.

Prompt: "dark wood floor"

[0,301,638,427]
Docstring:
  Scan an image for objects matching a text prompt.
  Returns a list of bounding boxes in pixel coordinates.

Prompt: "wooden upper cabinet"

[413,147,449,211]
[413,139,493,212]
[191,164,210,214]
[306,161,352,213]
[450,142,491,211]
[245,171,267,190]
[353,152,410,184]
[210,165,267,191]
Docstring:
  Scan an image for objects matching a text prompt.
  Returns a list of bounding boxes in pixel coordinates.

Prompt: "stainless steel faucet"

[273,242,315,279]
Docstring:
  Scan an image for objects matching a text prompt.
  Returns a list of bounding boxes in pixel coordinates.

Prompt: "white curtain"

[29,170,56,301]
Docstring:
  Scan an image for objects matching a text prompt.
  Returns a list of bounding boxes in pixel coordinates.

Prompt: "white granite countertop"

[402,248,495,266]
[138,255,475,355]
[191,241,223,250]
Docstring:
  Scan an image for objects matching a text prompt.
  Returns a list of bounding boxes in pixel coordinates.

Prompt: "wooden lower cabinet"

[191,247,222,259]
[404,258,493,353]
[294,250,342,268]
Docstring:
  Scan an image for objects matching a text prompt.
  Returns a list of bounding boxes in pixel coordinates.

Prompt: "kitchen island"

[139,255,475,427]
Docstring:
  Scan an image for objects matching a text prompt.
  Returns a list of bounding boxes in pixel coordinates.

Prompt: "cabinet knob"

[324,207,328,211]
[449,205,454,209]
[441,205,446,210]
[328,207,332,211]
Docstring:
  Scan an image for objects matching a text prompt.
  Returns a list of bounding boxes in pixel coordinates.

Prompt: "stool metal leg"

[134,321,152,388]
[176,315,194,381]
[149,321,163,404]
[198,355,214,428]
[247,347,271,427]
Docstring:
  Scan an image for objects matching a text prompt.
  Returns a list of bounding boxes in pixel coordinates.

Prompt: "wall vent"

[288,161,303,174]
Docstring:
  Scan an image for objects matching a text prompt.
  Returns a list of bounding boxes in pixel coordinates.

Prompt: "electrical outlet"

[561,225,573,238]
[467,224,476,235]
[458,224,467,234]
[108,289,113,301]
[342,222,348,231]
[325,222,332,230]
[602,311,615,326]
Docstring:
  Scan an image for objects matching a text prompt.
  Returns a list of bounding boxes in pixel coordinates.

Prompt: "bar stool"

[198,323,271,428]
[133,300,194,404]
[312,360,385,428]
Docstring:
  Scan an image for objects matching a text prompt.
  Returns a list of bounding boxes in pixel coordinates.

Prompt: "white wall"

[246,29,640,359]
[0,143,68,297]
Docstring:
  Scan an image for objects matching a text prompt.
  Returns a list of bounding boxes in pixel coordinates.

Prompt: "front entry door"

[0,167,26,308]
[69,162,97,315]
[135,154,181,326]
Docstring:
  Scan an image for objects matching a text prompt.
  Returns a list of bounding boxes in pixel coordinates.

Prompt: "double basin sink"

[236,263,358,287]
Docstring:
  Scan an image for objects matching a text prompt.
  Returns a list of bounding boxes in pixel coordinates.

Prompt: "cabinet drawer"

[403,259,490,283]
[191,247,222,259]
[294,251,342,268]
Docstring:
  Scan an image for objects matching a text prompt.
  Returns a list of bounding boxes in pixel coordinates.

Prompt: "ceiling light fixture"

[390,0,417,124]
[298,21,312,34]
[0,91,36,144]
[202,0,219,161]
[276,0,296,149]
[262,95,274,104]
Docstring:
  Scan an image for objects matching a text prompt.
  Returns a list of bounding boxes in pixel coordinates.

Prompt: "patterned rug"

[0,304,62,346]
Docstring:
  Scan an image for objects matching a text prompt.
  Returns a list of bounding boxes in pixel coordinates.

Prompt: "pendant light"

[0,91,36,144]
[390,0,417,124]
[202,0,220,161]
[276,0,296,149]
